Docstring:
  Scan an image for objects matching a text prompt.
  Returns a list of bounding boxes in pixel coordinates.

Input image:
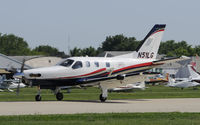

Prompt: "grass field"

[0,113,200,125]
[0,85,200,101]
[1,86,200,125]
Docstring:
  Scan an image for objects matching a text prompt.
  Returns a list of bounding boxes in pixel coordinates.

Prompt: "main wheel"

[56,92,63,101]
[99,94,107,102]
[35,95,41,101]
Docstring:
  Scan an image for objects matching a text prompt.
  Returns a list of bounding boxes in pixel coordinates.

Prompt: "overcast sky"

[0,0,199,54]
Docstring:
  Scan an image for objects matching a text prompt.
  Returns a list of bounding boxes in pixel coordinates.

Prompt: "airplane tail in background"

[0,75,6,84]
[188,65,200,79]
[138,81,146,90]
[165,73,169,81]
[167,76,175,87]
[115,24,166,59]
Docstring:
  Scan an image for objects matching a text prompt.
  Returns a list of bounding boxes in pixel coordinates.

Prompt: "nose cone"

[24,66,65,79]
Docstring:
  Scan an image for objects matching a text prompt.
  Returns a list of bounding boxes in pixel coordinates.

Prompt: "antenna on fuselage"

[68,34,71,56]
[104,52,108,58]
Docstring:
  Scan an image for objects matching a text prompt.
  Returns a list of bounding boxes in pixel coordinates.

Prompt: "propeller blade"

[16,58,26,95]
[20,59,25,73]
[16,82,20,96]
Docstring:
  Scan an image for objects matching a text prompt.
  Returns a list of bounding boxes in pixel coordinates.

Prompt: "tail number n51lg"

[137,52,154,59]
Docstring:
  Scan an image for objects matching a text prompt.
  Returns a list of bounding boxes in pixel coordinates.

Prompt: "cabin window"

[94,62,99,67]
[86,61,90,67]
[72,61,83,69]
[60,59,74,67]
[106,62,110,67]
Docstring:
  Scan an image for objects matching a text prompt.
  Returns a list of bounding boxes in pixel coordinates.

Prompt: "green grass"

[0,113,200,125]
[0,85,200,101]
[1,86,200,125]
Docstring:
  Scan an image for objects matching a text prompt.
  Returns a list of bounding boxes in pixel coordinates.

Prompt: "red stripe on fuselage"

[113,62,153,73]
[58,62,162,79]
[59,68,106,79]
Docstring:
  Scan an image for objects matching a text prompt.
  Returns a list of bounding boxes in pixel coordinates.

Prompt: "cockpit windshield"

[59,59,74,67]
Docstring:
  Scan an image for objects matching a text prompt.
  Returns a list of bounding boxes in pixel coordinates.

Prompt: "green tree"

[174,48,189,57]
[159,40,194,57]
[0,33,32,55]
[194,46,200,56]
[82,46,99,57]
[101,34,140,51]
[70,47,82,56]
[159,40,176,55]
[33,45,66,57]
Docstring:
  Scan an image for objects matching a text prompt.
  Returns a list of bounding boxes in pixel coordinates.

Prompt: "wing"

[76,72,147,88]
[153,56,190,65]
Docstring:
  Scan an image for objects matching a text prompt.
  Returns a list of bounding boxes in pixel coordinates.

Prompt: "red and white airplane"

[22,24,187,102]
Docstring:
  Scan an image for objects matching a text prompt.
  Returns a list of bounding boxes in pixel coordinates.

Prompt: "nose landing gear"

[34,86,64,101]
[35,86,41,101]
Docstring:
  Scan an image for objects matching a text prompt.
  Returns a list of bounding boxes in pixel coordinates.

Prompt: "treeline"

[0,33,200,57]
[159,40,200,57]
[70,35,140,57]
[70,34,200,57]
[0,33,67,57]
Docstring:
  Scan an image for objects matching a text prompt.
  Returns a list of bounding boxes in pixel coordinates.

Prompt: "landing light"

[29,73,41,77]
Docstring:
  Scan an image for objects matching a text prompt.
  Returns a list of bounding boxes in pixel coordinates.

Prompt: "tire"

[56,92,63,101]
[99,94,107,102]
[35,95,41,101]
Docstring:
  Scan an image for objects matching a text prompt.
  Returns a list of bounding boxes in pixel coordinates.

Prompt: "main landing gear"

[35,94,41,101]
[99,87,108,102]
[56,92,63,101]
[99,94,107,102]
[54,87,64,101]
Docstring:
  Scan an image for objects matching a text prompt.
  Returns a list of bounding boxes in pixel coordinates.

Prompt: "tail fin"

[165,73,169,81]
[0,75,6,84]
[167,76,175,86]
[139,81,146,90]
[188,65,200,79]
[195,54,200,73]
[115,24,166,59]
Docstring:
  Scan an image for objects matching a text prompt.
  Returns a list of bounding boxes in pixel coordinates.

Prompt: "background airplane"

[108,81,146,92]
[146,73,169,85]
[167,65,200,89]
[167,77,200,89]
[0,75,26,92]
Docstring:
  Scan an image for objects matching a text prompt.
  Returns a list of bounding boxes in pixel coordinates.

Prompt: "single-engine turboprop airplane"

[22,24,187,102]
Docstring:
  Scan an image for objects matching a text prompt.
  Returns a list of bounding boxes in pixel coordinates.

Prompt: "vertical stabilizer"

[115,24,166,59]
[135,24,166,59]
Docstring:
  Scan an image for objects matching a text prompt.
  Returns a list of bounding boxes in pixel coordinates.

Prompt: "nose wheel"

[35,86,42,101]
[35,95,41,101]
[56,92,64,101]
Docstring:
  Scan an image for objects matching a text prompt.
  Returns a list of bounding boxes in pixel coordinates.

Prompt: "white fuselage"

[24,57,155,80]
[20,24,168,101]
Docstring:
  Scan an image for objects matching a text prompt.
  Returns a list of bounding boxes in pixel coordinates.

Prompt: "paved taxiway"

[0,98,200,115]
